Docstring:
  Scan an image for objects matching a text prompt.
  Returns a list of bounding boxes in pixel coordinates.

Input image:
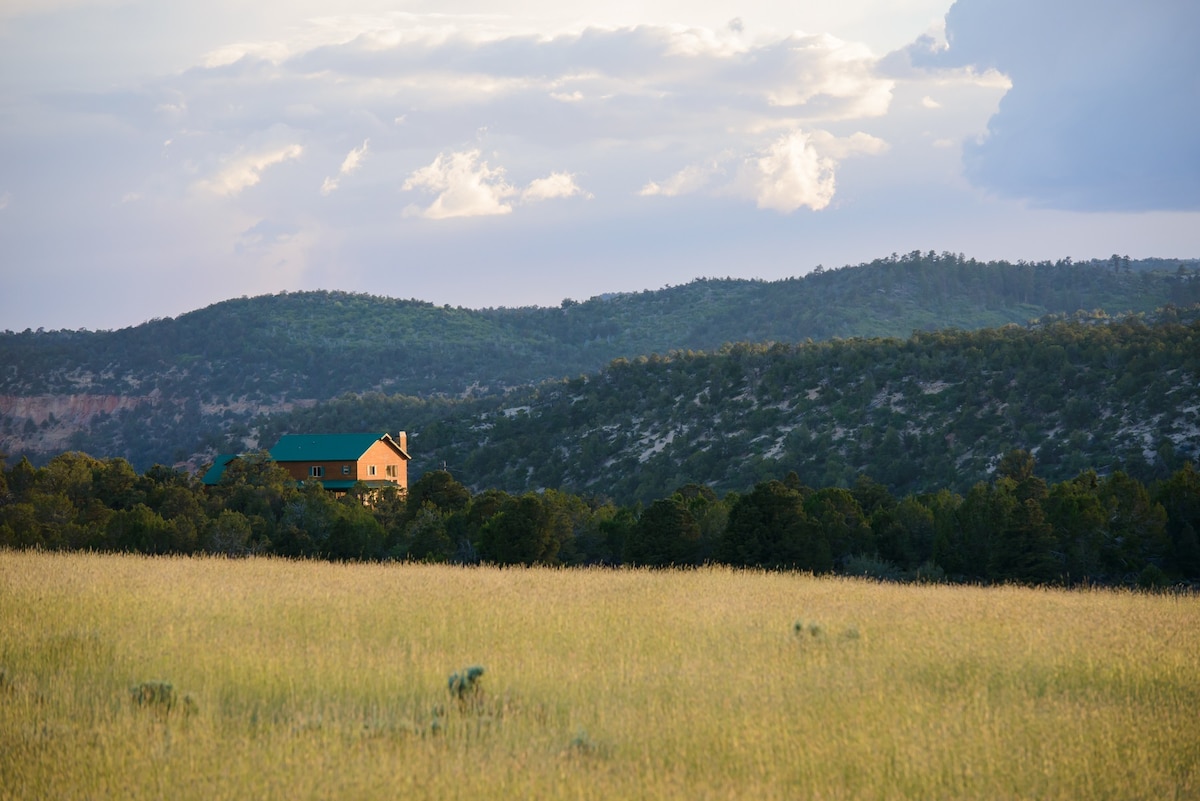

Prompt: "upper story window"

[310,466,324,478]
[367,465,377,476]
[386,464,398,478]
[342,465,351,475]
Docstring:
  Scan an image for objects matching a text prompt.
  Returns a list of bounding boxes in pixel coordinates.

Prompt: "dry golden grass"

[1,550,1198,800]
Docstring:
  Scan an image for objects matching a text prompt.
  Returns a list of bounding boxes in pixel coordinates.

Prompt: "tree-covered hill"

[2,251,1197,469]
[258,307,1200,505]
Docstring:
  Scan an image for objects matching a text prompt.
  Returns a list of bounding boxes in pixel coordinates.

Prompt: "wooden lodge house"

[202,432,411,496]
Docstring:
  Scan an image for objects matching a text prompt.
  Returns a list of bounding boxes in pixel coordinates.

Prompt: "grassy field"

[1,551,1198,800]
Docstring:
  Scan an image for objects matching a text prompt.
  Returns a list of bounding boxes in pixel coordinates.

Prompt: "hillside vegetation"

[2,252,1198,470]
[260,307,1200,504]
[3,552,1197,800]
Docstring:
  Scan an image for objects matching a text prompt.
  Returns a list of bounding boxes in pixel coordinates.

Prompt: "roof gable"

[270,433,409,462]
[201,454,239,485]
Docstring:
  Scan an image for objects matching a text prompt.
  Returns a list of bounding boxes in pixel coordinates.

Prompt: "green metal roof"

[270,433,404,462]
[200,454,239,485]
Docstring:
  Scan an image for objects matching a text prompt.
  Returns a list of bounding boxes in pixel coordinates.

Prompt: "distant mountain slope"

[258,307,1200,505]
[2,251,1197,469]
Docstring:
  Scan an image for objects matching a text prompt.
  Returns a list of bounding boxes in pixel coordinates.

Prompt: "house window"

[310,466,324,478]
[386,464,398,478]
[368,465,377,476]
[342,465,351,475]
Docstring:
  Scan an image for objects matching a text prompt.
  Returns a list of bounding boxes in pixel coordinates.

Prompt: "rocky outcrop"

[0,394,152,426]
[0,392,321,466]
[0,394,157,456]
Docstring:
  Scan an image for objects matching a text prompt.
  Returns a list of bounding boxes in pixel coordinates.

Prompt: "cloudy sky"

[1,0,1197,331]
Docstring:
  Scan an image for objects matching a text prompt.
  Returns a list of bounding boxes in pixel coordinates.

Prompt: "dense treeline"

[4,252,1199,471]
[3,449,1197,588]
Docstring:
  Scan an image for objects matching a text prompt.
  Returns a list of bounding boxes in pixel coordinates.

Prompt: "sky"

[1,0,1197,331]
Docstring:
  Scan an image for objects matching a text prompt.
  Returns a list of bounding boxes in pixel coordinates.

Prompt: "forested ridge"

[261,306,1200,505]
[2,251,1198,470]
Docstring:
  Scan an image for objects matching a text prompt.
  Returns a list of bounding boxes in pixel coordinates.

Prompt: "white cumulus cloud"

[642,130,881,212]
[402,149,515,219]
[808,130,889,159]
[202,41,291,68]
[761,34,893,120]
[735,129,837,213]
[522,172,591,202]
[639,162,723,198]
[321,139,370,196]
[196,144,303,197]
[403,152,593,218]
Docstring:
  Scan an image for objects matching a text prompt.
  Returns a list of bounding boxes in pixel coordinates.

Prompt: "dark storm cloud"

[927,0,1199,211]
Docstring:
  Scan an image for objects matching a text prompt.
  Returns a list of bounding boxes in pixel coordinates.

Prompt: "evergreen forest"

[2,447,1198,588]
[261,307,1200,504]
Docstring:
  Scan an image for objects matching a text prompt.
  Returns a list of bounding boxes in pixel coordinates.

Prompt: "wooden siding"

[278,461,358,483]
[357,440,409,488]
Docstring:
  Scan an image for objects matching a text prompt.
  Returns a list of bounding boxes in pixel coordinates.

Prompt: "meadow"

[1,551,1197,800]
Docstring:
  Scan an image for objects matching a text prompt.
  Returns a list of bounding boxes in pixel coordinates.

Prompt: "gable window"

[310,466,324,478]
[386,464,398,478]
[368,465,377,476]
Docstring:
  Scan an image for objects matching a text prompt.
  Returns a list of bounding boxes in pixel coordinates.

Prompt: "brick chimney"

[396,431,408,453]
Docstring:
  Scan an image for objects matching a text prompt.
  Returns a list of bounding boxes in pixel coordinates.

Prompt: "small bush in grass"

[843,554,903,581]
[448,665,485,705]
[130,681,197,717]
[1137,564,1169,590]
[566,729,604,757]
[428,706,445,736]
[912,560,946,584]
[131,681,175,709]
[795,620,862,644]
[793,620,824,640]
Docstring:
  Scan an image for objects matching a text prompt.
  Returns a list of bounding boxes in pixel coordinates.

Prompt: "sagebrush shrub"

[447,665,485,701]
[129,681,197,716]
